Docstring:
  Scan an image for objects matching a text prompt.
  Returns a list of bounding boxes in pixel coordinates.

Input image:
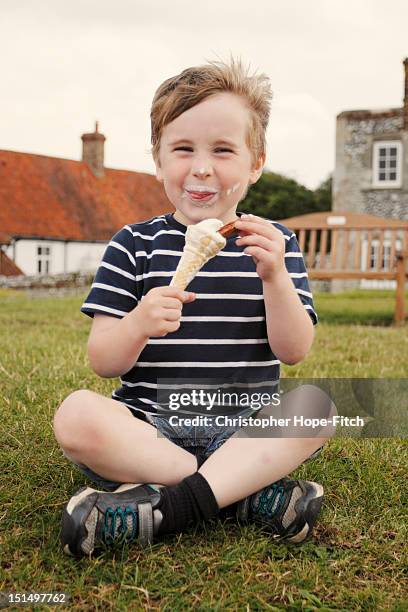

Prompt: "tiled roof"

[0,250,24,276]
[0,149,172,241]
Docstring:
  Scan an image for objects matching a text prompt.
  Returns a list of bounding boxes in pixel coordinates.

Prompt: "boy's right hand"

[132,286,196,338]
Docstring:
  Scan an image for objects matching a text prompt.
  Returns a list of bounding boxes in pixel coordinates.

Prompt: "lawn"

[1,289,407,610]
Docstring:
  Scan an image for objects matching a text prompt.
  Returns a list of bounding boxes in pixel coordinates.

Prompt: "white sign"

[327,215,346,225]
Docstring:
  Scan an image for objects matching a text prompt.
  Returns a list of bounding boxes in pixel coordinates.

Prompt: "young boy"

[54,57,335,558]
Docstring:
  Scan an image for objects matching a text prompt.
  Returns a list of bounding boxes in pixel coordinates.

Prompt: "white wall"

[4,239,107,276]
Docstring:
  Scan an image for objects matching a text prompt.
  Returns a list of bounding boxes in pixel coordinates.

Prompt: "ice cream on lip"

[184,184,218,194]
[181,181,241,200]
[182,185,219,204]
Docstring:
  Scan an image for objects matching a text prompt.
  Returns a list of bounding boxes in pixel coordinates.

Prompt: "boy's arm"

[262,272,314,365]
[87,310,149,378]
[235,214,315,365]
[87,287,196,378]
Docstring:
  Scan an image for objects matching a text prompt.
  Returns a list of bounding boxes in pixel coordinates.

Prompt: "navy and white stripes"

[81,212,318,416]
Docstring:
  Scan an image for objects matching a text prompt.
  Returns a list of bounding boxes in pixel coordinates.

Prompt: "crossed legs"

[53,385,336,509]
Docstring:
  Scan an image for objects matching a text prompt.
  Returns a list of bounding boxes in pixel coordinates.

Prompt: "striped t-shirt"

[81,211,318,417]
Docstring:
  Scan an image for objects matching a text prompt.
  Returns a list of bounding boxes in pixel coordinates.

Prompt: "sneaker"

[236,478,324,543]
[61,483,164,557]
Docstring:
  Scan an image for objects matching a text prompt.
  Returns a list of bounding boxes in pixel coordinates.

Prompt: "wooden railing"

[281,213,408,325]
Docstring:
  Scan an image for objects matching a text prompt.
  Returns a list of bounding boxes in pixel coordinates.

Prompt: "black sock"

[218,502,238,520]
[158,472,219,535]
[195,452,237,520]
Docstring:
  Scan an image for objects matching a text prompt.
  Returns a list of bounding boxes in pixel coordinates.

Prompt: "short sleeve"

[81,225,138,319]
[284,232,318,325]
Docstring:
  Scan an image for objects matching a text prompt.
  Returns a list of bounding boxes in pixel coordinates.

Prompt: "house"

[0,123,171,276]
[333,58,408,220]
[332,58,408,287]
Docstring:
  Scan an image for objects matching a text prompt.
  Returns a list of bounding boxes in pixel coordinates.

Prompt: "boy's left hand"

[235,214,287,283]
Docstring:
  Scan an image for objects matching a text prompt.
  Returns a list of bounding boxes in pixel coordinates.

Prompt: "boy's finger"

[240,214,283,235]
[236,219,282,241]
[161,287,195,301]
[182,291,196,302]
[162,297,184,310]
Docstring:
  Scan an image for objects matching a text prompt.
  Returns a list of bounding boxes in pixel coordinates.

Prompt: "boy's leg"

[199,385,336,507]
[53,389,197,486]
[58,386,335,556]
[56,391,219,557]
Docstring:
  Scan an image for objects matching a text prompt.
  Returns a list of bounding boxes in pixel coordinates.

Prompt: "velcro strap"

[138,502,154,546]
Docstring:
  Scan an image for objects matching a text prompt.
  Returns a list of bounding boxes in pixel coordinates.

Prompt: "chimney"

[404,58,408,130]
[81,121,106,177]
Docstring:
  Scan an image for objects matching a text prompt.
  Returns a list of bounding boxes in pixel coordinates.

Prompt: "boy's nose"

[193,165,212,178]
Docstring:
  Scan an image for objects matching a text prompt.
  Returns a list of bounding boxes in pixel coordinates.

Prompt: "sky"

[1,0,408,190]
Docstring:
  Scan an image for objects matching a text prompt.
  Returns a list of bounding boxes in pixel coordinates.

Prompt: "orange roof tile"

[0,250,24,276]
[0,150,172,241]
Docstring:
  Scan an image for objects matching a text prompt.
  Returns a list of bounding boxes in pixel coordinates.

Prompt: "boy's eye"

[174,147,233,153]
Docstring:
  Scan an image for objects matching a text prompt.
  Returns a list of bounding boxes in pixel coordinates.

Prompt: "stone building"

[333,58,408,220]
[331,58,408,290]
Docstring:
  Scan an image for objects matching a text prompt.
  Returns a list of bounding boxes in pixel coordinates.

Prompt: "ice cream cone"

[170,219,227,290]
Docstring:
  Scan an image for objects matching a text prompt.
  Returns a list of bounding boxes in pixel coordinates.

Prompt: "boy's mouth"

[183,186,219,205]
[187,191,217,202]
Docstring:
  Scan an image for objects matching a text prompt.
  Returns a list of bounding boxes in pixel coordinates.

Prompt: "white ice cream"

[170,218,226,290]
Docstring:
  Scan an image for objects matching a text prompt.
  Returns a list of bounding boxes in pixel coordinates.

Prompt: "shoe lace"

[251,482,286,519]
[103,506,138,543]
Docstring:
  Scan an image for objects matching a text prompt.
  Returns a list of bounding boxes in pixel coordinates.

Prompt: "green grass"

[310,289,405,327]
[1,290,407,610]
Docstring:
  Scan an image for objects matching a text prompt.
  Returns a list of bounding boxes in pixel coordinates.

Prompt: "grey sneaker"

[236,478,324,543]
[61,483,164,557]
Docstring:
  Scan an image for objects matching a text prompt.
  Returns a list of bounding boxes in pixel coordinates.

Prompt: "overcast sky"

[1,0,407,190]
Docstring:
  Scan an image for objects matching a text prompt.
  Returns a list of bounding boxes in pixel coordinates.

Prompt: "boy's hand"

[235,214,287,283]
[132,286,195,338]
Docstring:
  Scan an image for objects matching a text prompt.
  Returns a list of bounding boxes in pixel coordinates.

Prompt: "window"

[37,245,51,275]
[372,141,402,188]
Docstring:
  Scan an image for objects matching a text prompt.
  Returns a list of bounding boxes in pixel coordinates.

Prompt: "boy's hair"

[150,56,273,168]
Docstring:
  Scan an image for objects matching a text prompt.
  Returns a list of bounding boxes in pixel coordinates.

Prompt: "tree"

[238,170,332,220]
[313,174,332,213]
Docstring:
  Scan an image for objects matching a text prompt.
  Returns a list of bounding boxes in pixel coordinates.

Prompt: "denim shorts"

[66,405,324,492]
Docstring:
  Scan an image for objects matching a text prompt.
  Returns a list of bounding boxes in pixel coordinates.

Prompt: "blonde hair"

[150,56,273,168]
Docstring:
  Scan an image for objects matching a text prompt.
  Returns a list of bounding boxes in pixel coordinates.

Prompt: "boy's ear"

[249,152,266,185]
[153,155,163,183]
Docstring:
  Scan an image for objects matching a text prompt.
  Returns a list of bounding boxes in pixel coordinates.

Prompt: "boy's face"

[154,92,265,226]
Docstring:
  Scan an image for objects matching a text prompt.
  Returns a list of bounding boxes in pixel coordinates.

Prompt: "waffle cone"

[170,229,226,290]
